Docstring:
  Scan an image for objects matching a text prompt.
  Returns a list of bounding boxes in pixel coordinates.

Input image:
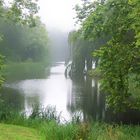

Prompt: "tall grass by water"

[0,103,140,140]
[1,62,50,81]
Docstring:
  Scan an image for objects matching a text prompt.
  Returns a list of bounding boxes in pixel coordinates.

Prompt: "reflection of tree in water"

[67,76,85,113]
[0,87,41,115]
[67,76,105,122]
[0,87,25,112]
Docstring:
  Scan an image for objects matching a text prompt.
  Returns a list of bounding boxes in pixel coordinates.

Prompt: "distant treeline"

[0,17,49,63]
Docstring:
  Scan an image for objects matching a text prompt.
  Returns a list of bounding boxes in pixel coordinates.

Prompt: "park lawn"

[0,123,42,140]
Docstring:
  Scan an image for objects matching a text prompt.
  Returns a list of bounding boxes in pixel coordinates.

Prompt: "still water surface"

[0,62,105,121]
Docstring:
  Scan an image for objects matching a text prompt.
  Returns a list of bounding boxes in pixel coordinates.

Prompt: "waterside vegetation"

[0,0,139,139]
[0,105,140,140]
[68,0,140,112]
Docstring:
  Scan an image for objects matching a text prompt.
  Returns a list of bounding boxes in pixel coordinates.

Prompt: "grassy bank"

[0,124,41,140]
[1,119,140,140]
[0,106,139,140]
[1,62,50,81]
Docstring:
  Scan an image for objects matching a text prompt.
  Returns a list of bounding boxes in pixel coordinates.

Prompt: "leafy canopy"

[74,0,140,112]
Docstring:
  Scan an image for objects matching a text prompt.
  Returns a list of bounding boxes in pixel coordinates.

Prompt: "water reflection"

[67,76,105,122]
[0,62,105,121]
[1,62,71,120]
[0,87,25,112]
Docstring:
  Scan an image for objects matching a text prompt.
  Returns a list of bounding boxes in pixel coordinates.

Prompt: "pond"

[0,62,140,123]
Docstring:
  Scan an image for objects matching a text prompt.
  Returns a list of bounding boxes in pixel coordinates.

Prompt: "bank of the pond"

[1,121,140,140]
[0,108,139,140]
[1,62,50,81]
[0,123,42,140]
[0,63,140,140]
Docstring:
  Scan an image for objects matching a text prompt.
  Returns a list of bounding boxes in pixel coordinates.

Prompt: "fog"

[48,28,69,62]
[38,0,81,62]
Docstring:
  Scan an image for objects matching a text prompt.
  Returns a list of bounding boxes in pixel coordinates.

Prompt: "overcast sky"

[38,0,82,32]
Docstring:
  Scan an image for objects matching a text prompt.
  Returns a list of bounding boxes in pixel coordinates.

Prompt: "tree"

[0,17,49,62]
[68,30,94,76]
[74,0,140,112]
[0,0,39,86]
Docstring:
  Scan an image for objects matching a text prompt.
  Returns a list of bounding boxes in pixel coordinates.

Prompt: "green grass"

[88,123,140,140]
[40,122,140,140]
[0,92,139,139]
[0,106,139,140]
[0,123,41,140]
[0,121,140,140]
[1,62,50,81]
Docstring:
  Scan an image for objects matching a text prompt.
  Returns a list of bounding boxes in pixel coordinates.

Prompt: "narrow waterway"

[0,62,105,122]
[1,62,140,123]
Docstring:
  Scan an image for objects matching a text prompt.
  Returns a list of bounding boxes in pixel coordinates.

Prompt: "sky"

[5,0,81,32]
[38,0,82,32]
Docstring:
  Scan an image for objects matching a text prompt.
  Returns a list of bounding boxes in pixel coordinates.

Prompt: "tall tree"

[73,0,140,112]
[0,0,39,86]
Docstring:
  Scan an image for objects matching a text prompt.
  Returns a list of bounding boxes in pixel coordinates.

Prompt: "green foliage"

[0,17,49,62]
[0,0,39,26]
[0,0,39,88]
[68,30,94,75]
[88,67,101,78]
[74,0,140,112]
[0,104,140,140]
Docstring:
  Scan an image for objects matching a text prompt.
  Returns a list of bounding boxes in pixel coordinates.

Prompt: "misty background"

[38,0,81,62]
